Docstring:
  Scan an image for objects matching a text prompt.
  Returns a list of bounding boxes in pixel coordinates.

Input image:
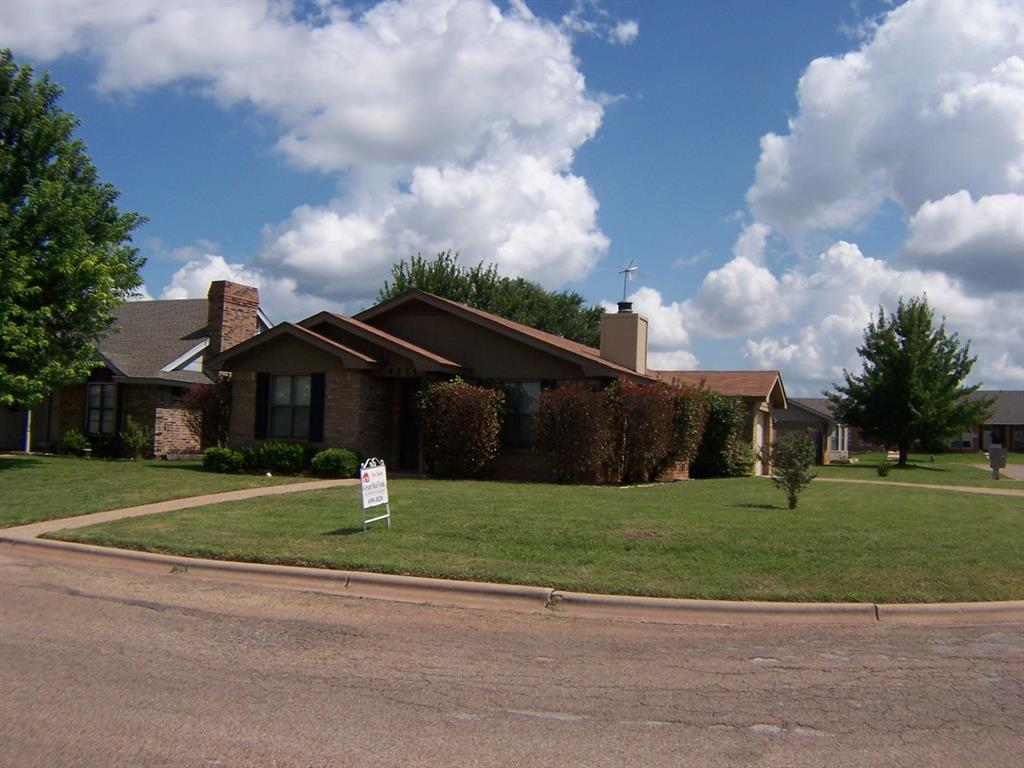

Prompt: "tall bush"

[182,375,232,449]
[606,380,675,484]
[690,393,753,478]
[120,415,152,460]
[418,378,504,478]
[654,385,710,478]
[535,381,611,483]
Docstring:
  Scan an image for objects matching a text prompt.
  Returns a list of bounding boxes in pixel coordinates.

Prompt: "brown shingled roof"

[355,289,655,380]
[299,311,464,372]
[651,370,787,407]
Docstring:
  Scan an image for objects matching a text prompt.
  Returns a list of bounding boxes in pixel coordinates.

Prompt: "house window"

[269,375,311,439]
[500,381,541,449]
[86,383,115,435]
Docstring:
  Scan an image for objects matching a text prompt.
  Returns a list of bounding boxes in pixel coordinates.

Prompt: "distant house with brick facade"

[773,397,849,465]
[0,281,268,457]
[209,289,787,478]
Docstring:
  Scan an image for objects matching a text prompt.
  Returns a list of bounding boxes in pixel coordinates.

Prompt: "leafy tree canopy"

[0,50,146,407]
[378,250,603,346]
[826,296,992,466]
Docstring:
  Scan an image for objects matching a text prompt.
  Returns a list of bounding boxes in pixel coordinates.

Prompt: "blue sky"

[3,0,1022,394]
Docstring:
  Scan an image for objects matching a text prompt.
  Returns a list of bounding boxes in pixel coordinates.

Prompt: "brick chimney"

[205,281,260,372]
[599,301,648,374]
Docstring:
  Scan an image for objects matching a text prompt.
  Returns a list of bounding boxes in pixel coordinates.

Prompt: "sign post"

[989,444,1007,480]
[359,457,390,530]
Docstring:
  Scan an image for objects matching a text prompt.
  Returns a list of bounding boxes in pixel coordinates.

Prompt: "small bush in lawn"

[311,448,360,478]
[419,378,504,478]
[764,432,817,509]
[535,381,611,482]
[248,441,307,475]
[120,415,153,460]
[690,393,753,478]
[203,446,244,473]
[606,379,675,484]
[59,427,87,456]
[877,460,892,477]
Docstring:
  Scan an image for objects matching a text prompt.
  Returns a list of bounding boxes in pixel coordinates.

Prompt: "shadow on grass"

[143,462,209,473]
[322,526,367,537]
[736,503,782,511]
[0,455,43,471]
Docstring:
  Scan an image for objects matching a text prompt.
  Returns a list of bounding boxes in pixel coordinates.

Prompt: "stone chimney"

[599,301,648,374]
[205,281,260,372]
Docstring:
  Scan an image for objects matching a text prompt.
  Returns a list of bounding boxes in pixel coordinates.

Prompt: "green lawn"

[817,451,1024,488]
[51,476,1024,603]
[0,454,309,528]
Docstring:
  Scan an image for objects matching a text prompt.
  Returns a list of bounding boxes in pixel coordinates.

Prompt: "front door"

[398,380,421,472]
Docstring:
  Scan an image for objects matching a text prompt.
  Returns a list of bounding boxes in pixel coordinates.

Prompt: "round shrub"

[247,441,307,475]
[311,448,360,478]
[203,446,244,474]
[418,378,504,478]
[59,427,88,456]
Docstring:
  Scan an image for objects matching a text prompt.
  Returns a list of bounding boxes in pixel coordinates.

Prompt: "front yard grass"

[817,451,1023,488]
[51,477,1024,603]
[0,454,309,528]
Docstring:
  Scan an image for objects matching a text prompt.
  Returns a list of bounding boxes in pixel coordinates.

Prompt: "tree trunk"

[898,438,909,467]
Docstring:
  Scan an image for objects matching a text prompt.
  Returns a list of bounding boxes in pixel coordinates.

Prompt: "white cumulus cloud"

[3,0,611,308]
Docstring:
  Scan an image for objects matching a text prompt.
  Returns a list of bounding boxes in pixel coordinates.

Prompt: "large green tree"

[827,296,992,466]
[0,50,145,407]
[378,250,603,346]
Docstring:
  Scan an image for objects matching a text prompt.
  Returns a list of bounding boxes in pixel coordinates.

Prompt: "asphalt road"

[1,547,1021,767]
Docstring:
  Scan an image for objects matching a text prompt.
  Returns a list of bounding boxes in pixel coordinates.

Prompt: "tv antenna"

[618,260,638,302]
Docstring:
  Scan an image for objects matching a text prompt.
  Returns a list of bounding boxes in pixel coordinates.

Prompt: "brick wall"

[230,369,399,460]
[229,372,257,445]
[154,386,201,455]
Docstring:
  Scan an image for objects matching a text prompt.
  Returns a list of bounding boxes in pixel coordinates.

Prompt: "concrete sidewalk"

[818,477,1024,496]
[2,476,1022,626]
[3,478,358,539]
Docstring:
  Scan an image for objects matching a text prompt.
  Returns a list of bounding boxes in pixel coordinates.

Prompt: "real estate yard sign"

[360,458,390,530]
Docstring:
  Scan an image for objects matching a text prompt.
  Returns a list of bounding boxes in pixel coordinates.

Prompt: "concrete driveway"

[2,546,1021,768]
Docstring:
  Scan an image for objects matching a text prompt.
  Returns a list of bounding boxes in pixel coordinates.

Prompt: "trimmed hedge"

[606,379,675,484]
[311,448,360,478]
[419,378,504,478]
[203,446,245,474]
[536,380,711,484]
[690,393,754,478]
[534,381,610,483]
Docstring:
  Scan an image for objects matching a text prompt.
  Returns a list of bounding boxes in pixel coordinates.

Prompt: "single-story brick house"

[773,397,848,464]
[0,281,269,456]
[210,289,787,477]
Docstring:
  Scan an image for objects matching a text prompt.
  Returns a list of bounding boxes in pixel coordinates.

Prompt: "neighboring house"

[774,397,848,464]
[0,281,268,456]
[950,391,1024,452]
[210,290,788,478]
[651,370,787,475]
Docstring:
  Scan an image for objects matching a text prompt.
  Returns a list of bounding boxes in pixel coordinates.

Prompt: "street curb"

[876,601,1024,623]
[549,590,878,624]
[4,534,1022,625]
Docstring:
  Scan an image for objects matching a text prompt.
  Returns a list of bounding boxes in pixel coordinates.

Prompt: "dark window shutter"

[255,373,270,439]
[309,373,326,443]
